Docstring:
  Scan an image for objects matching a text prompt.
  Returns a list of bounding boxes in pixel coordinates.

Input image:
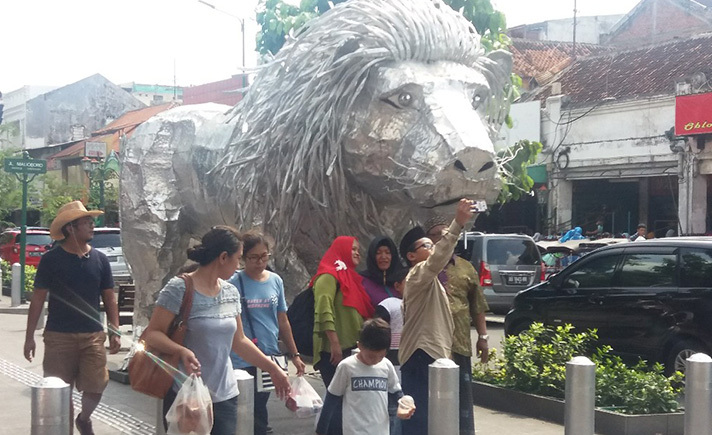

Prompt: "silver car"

[90,228,133,284]
[455,232,543,314]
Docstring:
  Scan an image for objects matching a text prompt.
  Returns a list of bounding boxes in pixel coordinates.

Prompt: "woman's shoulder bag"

[129,273,195,398]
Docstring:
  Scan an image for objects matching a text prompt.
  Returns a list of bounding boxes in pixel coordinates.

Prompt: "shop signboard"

[675,92,712,136]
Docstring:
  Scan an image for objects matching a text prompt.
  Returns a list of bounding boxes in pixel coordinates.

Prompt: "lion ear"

[333,38,361,64]
[485,49,513,77]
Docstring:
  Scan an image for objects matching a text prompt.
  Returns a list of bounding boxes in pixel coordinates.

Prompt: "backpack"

[287,287,316,357]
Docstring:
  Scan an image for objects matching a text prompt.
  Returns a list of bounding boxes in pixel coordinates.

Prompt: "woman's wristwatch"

[478,334,489,341]
[287,352,301,359]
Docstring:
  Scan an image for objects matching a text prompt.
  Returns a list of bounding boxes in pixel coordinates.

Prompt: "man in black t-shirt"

[24,201,120,435]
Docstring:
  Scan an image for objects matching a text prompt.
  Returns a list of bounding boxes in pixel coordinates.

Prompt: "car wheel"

[666,339,709,377]
[507,320,533,336]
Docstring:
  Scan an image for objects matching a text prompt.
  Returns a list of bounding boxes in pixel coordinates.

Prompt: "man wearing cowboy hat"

[24,200,121,435]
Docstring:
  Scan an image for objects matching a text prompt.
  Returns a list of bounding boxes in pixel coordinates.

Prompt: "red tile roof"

[510,39,615,87]
[93,103,178,135]
[524,32,712,108]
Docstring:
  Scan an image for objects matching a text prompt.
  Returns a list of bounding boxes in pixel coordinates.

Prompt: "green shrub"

[0,260,37,295]
[473,323,682,414]
[0,259,10,287]
[594,347,682,414]
[24,264,36,296]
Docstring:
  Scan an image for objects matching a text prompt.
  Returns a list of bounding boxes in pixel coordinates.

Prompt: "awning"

[554,161,677,180]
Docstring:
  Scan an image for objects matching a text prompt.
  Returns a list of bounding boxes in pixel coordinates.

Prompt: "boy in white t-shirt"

[316,319,415,435]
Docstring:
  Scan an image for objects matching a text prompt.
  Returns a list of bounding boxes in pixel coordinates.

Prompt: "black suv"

[505,238,712,375]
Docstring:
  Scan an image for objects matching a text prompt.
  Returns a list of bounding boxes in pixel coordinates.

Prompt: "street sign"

[85,141,107,158]
[3,158,47,174]
[3,151,44,303]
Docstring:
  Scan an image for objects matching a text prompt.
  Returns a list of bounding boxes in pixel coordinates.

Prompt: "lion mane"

[209,0,511,253]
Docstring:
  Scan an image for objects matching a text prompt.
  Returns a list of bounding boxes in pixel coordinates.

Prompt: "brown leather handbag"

[129,274,195,398]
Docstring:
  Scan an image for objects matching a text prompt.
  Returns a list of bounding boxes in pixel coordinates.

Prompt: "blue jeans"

[163,389,238,435]
[453,352,475,435]
[400,349,434,435]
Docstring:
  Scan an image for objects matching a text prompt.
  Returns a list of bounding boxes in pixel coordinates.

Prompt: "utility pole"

[572,0,578,59]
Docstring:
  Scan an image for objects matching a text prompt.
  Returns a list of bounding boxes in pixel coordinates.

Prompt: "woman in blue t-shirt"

[143,226,290,435]
[228,231,306,435]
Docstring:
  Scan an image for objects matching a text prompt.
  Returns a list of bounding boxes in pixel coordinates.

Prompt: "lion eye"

[397,92,413,107]
[473,94,483,109]
[382,89,417,110]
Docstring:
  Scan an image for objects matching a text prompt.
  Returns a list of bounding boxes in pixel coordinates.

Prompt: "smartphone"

[471,200,487,213]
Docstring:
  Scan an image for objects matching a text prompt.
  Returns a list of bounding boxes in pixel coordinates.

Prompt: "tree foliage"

[38,175,86,226]
[0,149,91,227]
[496,139,543,204]
[256,0,508,56]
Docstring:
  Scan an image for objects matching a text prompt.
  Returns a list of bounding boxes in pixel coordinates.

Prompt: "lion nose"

[454,159,495,173]
[452,147,497,179]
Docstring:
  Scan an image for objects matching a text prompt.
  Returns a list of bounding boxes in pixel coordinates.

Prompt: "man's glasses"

[413,242,434,251]
[245,253,271,262]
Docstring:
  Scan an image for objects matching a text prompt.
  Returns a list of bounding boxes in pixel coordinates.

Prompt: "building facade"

[527,33,712,237]
[24,74,144,149]
[1,85,58,149]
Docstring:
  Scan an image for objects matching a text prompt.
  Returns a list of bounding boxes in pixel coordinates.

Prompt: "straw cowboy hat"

[49,201,103,240]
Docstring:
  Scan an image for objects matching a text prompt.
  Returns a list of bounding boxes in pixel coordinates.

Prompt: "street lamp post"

[197,0,248,94]
[81,156,110,226]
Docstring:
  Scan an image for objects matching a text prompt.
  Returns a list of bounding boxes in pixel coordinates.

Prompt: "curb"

[0,306,29,315]
[485,315,505,324]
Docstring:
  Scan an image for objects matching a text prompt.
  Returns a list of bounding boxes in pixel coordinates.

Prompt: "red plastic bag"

[166,374,214,434]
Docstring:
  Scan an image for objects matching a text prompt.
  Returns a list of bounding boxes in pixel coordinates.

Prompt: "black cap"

[400,226,426,263]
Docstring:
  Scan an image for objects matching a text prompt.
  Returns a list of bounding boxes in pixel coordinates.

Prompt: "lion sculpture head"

[209,0,512,270]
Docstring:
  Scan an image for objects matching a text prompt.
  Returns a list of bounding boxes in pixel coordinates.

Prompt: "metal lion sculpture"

[121,0,512,326]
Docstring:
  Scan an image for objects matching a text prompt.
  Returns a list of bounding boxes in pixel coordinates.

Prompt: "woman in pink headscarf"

[312,236,374,388]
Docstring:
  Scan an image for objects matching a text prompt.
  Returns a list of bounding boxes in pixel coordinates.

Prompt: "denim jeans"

[389,395,402,435]
[453,352,475,435]
[400,349,434,435]
[163,389,238,435]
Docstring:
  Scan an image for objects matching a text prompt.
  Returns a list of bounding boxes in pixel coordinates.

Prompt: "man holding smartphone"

[423,207,489,435]
[398,199,475,435]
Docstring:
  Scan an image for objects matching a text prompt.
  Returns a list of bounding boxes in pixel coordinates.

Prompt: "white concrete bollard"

[235,369,254,435]
[11,262,21,307]
[565,356,596,435]
[428,358,459,435]
[684,353,712,435]
[31,377,71,435]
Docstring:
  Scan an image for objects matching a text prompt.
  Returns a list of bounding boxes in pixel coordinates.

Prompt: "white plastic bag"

[285,376,324,418]
[166,374,214,435]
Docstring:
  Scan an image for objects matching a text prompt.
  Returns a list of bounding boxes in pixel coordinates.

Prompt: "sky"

[1,0,641,93]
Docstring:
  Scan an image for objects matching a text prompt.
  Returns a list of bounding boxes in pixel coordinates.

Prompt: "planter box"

[472,381,684,435]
